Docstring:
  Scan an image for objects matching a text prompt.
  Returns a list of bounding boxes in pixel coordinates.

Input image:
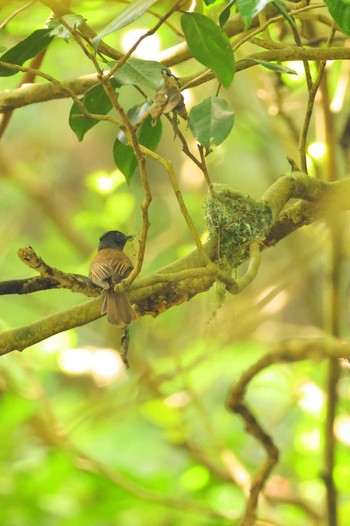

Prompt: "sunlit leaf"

[0,29,54,77]
[92,0,158,51]
[181,13,235,87]
[189,96,234,148]
[48,14,87,42]
[69,80,119,141]
[237,0,271,30]
[110,58,164,90]
[324,0,350,35]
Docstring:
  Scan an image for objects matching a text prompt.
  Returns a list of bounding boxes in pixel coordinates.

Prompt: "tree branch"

[2,174,350,355]
[3,46,350,112]
[227,339,350,526]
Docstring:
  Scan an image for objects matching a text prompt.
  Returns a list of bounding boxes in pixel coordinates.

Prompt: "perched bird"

[89,231,137,326]
[149,68,188,123]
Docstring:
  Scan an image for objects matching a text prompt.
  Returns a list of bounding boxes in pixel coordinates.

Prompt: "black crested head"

[98,230,133,250]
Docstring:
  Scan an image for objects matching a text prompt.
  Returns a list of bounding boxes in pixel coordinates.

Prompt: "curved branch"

[2,174,350,355]
[227,339,350,526]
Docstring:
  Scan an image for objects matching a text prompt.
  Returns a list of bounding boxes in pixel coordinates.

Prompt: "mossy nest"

[205,186,272,266]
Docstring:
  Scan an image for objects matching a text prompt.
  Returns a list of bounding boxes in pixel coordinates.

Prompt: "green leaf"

[324,0,350,36]
[252,59,297,74]
[48,14,87,42]
[0,28,54,77]
[189,96,234,148]
[181,13,235,88]
[272,0,296,27]
[237,0,271,30]
[109,58,164,90]
[138,111,162,151]
[92,0,158,51]
[219,0,236,27]
[114,103,162,182]
[69,80,119,141]
[113,141,137,183]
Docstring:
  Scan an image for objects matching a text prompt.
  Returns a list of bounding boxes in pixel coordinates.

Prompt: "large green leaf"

[92,0,158,51]
[113,103,162,183]
[110,58,164,90]
[324,0,350,35]
[0,28,54,77]
[69,80,119,141]
[189,96,234,148]
[181,13,235,88]
[237,0,271,30]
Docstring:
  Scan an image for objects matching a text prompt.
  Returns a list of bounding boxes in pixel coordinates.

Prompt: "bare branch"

[227,339,350,526]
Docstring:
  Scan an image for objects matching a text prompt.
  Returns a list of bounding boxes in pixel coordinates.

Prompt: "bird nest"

[205,186,272,266]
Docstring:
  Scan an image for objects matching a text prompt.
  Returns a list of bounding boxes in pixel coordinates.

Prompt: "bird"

[149,68,188,123]
[89,230,137,326]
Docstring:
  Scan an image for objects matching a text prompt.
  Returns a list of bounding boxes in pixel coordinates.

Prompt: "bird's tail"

[102,288,137,326]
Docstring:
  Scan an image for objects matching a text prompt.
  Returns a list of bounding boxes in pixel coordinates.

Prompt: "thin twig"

[140,146,212,266]
[0,1,34,29]
[288,14,313,92]
[320,44,342,525]
[298,25,336,173]
[169,119,203,169]
[197,144,214,191]
[62,18,153,285]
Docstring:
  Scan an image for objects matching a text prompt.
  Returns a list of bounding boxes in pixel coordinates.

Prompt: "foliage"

[1,1,350,526]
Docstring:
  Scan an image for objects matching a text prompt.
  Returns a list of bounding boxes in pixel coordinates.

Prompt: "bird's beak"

[126,234,134,241]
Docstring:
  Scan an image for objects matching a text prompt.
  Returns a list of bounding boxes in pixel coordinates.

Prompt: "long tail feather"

[105,288,137,326]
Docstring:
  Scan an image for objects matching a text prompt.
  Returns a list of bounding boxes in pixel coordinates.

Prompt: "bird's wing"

[89,249,133,289]
[111,252,134,283]
[89,259,113,289]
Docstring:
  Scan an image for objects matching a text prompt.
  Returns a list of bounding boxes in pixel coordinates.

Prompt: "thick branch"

[2,174,350,355]
[0,298,103,355]
[0,73,101,112]
[2,47,350,112]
